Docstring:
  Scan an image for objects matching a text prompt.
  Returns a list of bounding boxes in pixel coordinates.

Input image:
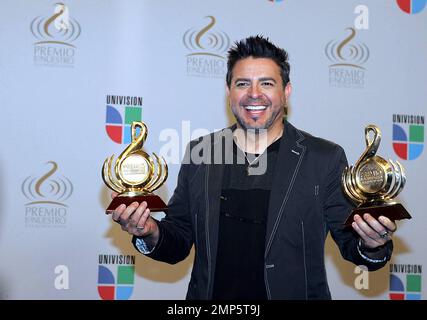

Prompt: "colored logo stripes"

[390,274,422,300]
[97,265,135,300]
[392,124,424,160]
[105,105,142,144]
[397,0,427,14]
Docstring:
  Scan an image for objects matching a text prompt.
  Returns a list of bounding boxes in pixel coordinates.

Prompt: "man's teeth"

[244,105,267,111]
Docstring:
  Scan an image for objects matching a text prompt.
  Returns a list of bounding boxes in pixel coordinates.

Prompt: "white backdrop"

[0,0,425,300]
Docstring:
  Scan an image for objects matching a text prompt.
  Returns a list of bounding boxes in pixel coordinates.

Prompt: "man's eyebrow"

[259,77,276,83]
[234,78,251,83]
[234,77,277,83]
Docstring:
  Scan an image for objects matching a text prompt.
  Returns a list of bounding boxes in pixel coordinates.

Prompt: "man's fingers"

[109,200,154,237]
[362,213,389,236]
[352,220,379,247]
[111,192,119,200]
[112,202,139,225]
[378,216,397,232]
[354,215,379,241]
[120,202,140,222]
[362,213,396,242]
[128,202,148,228]
[112,204,126,221]
[353,214,384,245]
[136,208,151,231]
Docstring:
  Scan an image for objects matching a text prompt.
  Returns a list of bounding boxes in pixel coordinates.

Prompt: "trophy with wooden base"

[342,125,412,226]
[102,121,168,213]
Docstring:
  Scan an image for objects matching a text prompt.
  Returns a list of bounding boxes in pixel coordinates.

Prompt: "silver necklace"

[244,151,265,175]
[244,151,264,166]
[235,131,283,175]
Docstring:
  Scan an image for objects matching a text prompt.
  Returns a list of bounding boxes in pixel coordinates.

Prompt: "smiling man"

[228,56,290,163]
[108,36,396,299]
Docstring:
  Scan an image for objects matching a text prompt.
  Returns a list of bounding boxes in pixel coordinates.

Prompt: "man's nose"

[248,83,262,98]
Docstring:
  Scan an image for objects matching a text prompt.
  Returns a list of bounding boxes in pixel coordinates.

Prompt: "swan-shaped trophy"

[102,121,168,213]
[342,125,411,226]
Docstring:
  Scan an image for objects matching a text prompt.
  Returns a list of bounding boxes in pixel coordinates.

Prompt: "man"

[109,36,396,299]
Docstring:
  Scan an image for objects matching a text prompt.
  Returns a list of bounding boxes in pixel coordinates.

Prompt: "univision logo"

[325,28,369,88]
[22,161,73,228]
[183,16,231,78]
[396,0,427,14]
[392,114,424,160]
[30,3,81,67]
[98,254,136,300]
[389,263,422,300]
[105,95,143,144]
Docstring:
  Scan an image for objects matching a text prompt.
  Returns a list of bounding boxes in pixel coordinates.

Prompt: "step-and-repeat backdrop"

[0,0,425,300]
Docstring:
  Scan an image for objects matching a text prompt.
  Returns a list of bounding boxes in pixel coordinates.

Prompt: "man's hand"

[107,192,160,243]
[352,213,397,249]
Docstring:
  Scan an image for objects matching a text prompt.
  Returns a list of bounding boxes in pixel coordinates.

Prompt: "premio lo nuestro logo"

[22,161,73,228]
[30,3,81,67]
[183,16,230,78]
[105,95,143,144]
[325,27,369,88]
[98,254,136,300]
[393,114,424,160]
[389,263,422,300]
[397,0,427,14]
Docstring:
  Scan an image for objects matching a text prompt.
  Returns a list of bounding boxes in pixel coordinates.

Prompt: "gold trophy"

[342,125,412,226]
[102,121,168,213]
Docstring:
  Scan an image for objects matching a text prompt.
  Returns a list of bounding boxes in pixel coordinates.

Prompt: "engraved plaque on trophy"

[342,125,412,226]
[102,121,168,213]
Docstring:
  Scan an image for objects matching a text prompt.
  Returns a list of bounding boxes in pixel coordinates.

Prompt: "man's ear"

[285,82,292,100]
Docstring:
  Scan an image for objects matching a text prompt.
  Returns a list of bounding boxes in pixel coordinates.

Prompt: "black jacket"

[133,120,392,299]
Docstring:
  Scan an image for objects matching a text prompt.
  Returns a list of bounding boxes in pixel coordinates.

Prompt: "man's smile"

[242,105,269,119]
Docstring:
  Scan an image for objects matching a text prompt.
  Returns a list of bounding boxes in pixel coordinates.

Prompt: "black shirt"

[212,137,281,299]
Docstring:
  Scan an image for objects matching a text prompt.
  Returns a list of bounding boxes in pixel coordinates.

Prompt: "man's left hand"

[352,214,397,249]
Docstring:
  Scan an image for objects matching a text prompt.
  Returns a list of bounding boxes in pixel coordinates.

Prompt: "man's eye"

[261,82,274,87]
[236,82,249,87]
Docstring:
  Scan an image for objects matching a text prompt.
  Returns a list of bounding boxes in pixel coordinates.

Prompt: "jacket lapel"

[204,127,234,297]
[265,121,306,257]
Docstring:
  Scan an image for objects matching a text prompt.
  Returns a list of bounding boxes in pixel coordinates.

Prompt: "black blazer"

[133,120,392,299]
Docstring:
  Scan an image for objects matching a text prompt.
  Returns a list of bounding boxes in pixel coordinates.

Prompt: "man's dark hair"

[226,35,290,88]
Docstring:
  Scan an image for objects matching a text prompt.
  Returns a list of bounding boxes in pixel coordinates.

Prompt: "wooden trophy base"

[106,194,167,214]
[344,202,412,227]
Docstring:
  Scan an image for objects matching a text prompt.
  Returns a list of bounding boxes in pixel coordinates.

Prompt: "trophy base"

[106,194,167,214]
[344,202,412,227]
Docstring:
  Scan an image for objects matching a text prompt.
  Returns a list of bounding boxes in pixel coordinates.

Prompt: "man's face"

[227,57,291,130]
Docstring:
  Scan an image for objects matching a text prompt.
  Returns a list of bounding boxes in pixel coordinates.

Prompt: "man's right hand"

[108,192,160,245]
